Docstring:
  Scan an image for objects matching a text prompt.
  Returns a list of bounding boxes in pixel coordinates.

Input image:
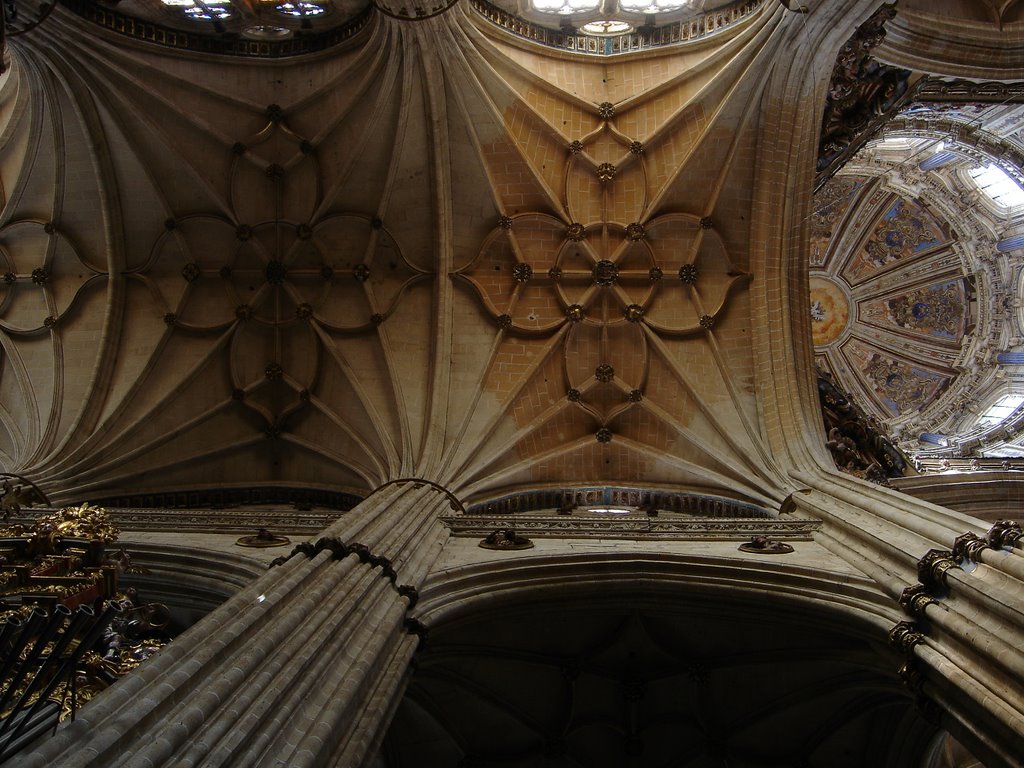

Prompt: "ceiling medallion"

[596,163,617,183]
[595,364,614,383]
[596,427,613,443]
[678,263,698,284]
[513,263,533,283]
[567,223,586,241]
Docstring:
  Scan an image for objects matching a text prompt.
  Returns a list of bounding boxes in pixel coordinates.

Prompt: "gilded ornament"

[624,304,644,322]
[595,364,614,383]
[567,223,586,242]
[31,268,49,285]
[598,102,615,119]
[596,427,613,443]
[625,222,645,241]
[699,314,714,329]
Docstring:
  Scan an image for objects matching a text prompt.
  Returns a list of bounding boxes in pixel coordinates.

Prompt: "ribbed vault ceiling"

[0,2,806,507]
[384,594,936,767]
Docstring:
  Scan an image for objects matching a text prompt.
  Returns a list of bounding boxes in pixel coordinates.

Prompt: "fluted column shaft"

[23,480,452,768]
[788,483,1024,767]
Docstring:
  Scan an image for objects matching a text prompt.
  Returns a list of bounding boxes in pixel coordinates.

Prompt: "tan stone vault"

[1,0,1023,765]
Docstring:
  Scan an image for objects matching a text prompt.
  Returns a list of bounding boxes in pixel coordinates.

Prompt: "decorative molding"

[90,486,362,513]
[13,505,347,536]
[443,515,820,541]
[915,80,1024,104]
[816,5,915,184]
[818,369,909,482]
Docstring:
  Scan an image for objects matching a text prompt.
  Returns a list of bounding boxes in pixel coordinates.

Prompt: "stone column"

[786,480,1024,768]
[22,480,455,768]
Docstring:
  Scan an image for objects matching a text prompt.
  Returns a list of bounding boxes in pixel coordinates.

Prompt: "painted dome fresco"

[810,123,1024,459]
